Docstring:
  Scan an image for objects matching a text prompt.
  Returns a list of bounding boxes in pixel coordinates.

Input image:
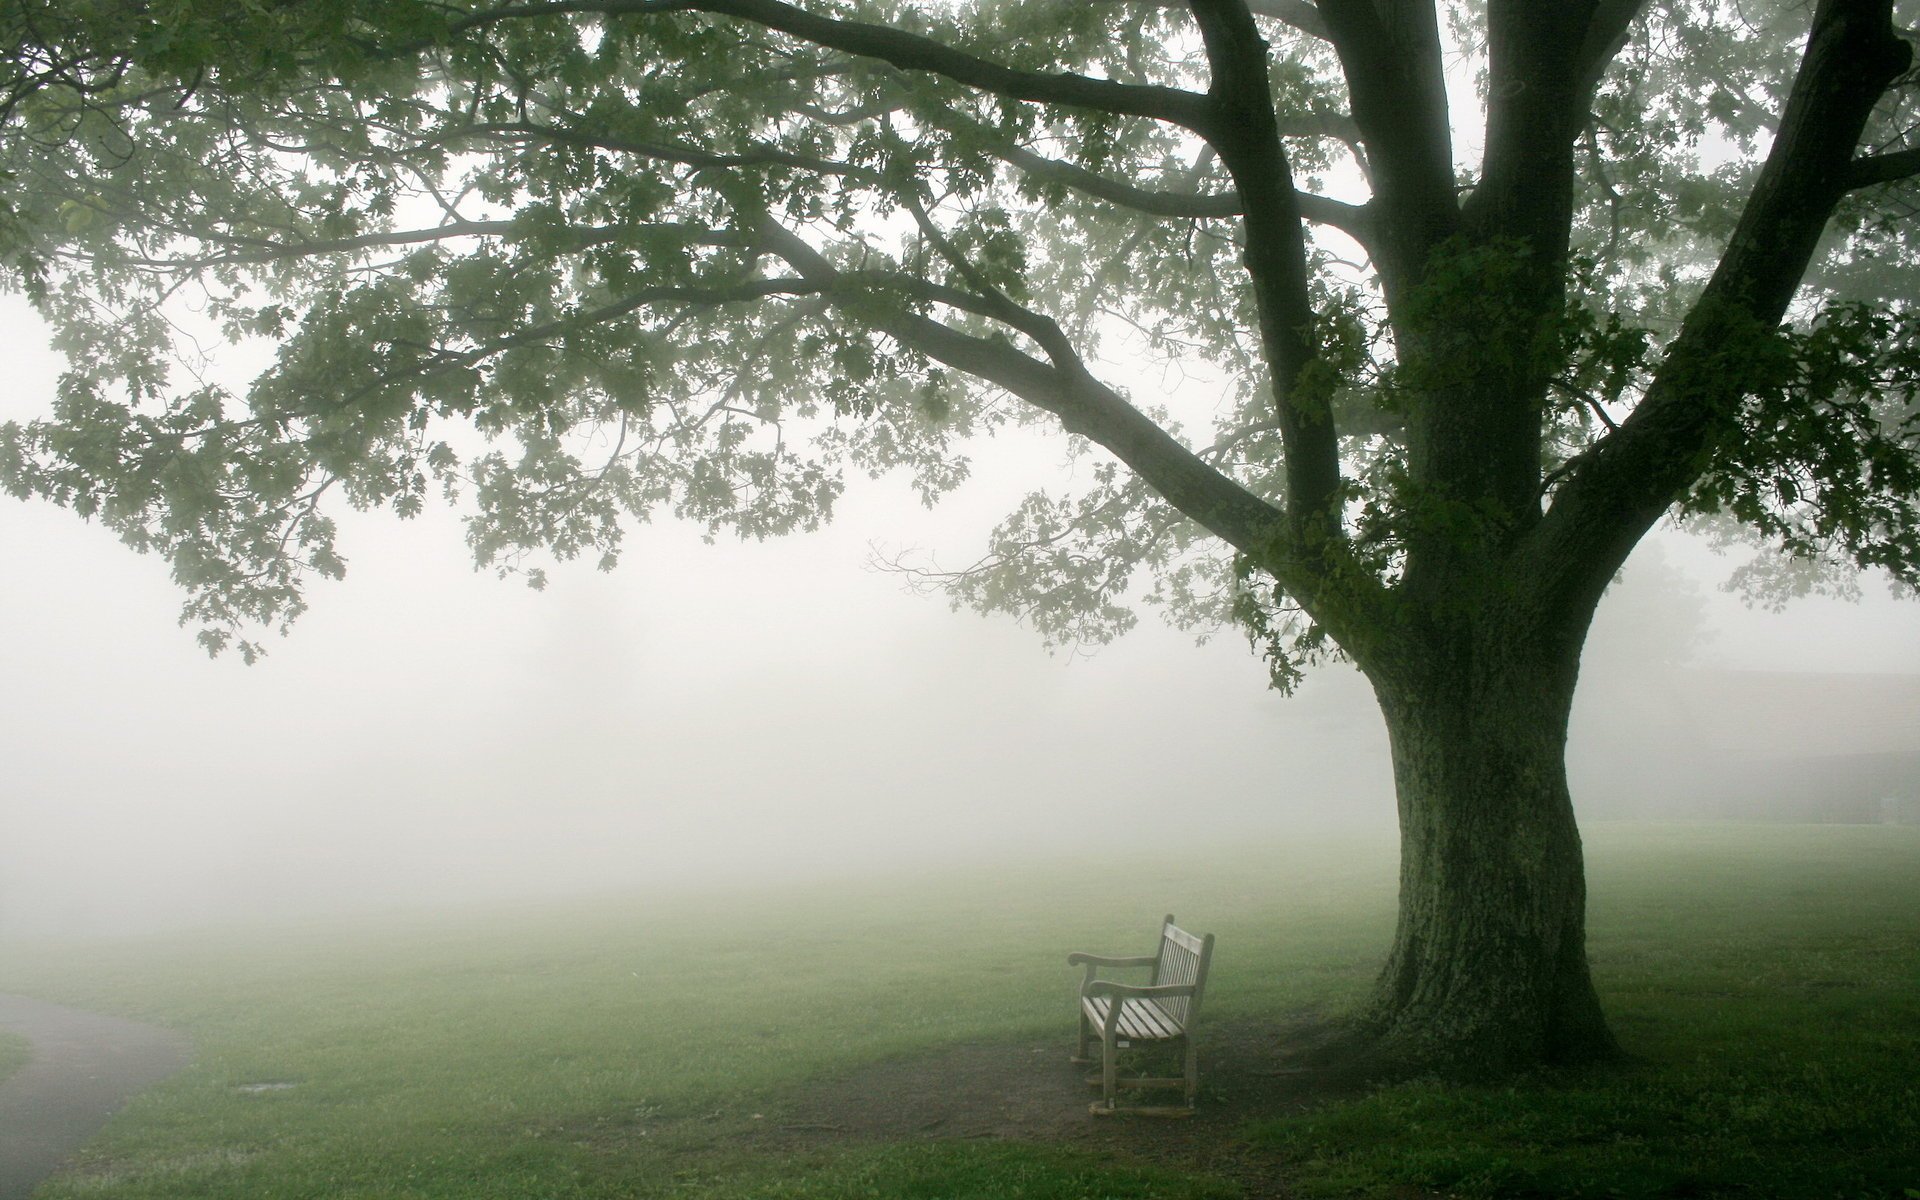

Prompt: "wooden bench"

[1068,915,1214,1116]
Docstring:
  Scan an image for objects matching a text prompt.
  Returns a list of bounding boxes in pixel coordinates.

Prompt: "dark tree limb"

[754,217,1392,646]
[1188,0,1345,547]
[1411,2,1610,534]
[984,110,1372,238]
[1244,0,1328,39]
[1467,2,1599,258]
[1525,0,1915,615]
[1572,0,1651,102]
[1313,0,1458,288]
[1848,145,1920,188]
[990,141,1243,217]
[940,103,1373,237]
[1121,0,1330,40]
[458,0,1215,131]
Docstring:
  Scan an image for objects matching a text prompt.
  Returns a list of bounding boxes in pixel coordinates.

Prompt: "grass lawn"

[0,1027,28,1083]
[1251,825,1920,1197]
[2,824,1916,1199]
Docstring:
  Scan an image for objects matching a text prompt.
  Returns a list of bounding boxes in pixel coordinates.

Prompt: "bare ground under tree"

[580,1014,1382,1199]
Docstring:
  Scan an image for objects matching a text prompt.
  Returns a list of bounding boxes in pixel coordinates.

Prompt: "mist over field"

[3,293,1918,941]
[7,6,1920,1197]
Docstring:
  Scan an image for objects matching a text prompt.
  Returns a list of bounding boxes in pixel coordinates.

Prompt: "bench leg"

[1183,1039,1198,1108]
[1071,1009,1092,1065]
[1100,1033,1118,1111]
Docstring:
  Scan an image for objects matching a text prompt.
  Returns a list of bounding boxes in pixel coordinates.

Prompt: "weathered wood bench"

[1068,915,1214,1116]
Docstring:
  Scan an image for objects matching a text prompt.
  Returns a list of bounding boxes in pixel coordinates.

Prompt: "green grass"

[1252,824,1920,1198]
[674,1143,1239,1200]
[0,834,1393,1200]
[3,825,1917,1199]
[0,1027,29,1083]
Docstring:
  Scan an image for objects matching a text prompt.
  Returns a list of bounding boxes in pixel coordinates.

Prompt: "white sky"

[2,288,1917,938]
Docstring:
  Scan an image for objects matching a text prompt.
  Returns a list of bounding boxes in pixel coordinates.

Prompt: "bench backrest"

[1150,914,1214,1027]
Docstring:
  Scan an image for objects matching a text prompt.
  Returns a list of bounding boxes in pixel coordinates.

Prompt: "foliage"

[0,0,1915,670]
[6,0,1920,1071]
[1680,302,1920,590]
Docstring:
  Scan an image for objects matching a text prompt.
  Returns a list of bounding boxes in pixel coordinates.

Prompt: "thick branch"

[1526,0,1914,612]
[1848,145,1920,188]
[1188,0,1344,544]
[1467,3,1599,257]
[1572,0,1650,103]
[1314,0,1458,286]
[756,218,1390,646]
[761,229,1276,555]
[988,139,1371,239]
[1245,0,1329,39]
[995,141,1240,217]
[472,0,1214,131]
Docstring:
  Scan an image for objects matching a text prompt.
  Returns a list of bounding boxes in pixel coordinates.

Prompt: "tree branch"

[754,216,1393,643]
[113,219,743,271]
[1526,0,1914,613]
[1131,0,1330,41]
[1572,0,1650,102]
[992,140,1243,218]
[1467,3,1600,256]
[1848,145,1920,188]
[1245,0,1329,39]
[1314,0,1458,289]
[1188,0,1345,545]
[458,0,1214,131]
[998,137,1375,236]
[909,94,1374,238]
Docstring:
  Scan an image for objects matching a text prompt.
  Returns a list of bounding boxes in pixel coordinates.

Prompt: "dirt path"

[578,1016,1371,1199]
[0,994,191,1200]
[763,1017,1371,1196]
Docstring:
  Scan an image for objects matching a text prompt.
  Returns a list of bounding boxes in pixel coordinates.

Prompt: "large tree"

[3,0,1918,1071]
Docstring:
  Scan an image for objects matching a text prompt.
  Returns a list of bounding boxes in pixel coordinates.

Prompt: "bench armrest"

[1066,953,1157,968]
[1083,981,1198,1000]
[1069,953,1157,994]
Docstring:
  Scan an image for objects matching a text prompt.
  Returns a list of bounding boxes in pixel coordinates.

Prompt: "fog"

[3,296,1918,940]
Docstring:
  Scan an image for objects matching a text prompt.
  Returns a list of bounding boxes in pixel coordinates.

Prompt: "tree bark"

[1359,617,1620,1073]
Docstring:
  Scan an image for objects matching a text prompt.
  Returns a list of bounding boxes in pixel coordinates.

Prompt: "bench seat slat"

[1082,996,1184,1041]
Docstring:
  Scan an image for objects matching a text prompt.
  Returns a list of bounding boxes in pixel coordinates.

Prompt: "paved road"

[0,993,191,1200]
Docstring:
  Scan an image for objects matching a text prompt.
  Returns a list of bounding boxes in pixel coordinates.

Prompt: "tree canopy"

[3,0,1917,1069]
[5,0,1911,663]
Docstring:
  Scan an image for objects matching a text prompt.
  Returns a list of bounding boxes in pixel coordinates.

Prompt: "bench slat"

[1163,924,1206,956]
[1082,996,1185,1041]
[1156,941,1198,1024]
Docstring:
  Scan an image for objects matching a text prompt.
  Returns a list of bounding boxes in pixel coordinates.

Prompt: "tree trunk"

[1360,627,1620,1074]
